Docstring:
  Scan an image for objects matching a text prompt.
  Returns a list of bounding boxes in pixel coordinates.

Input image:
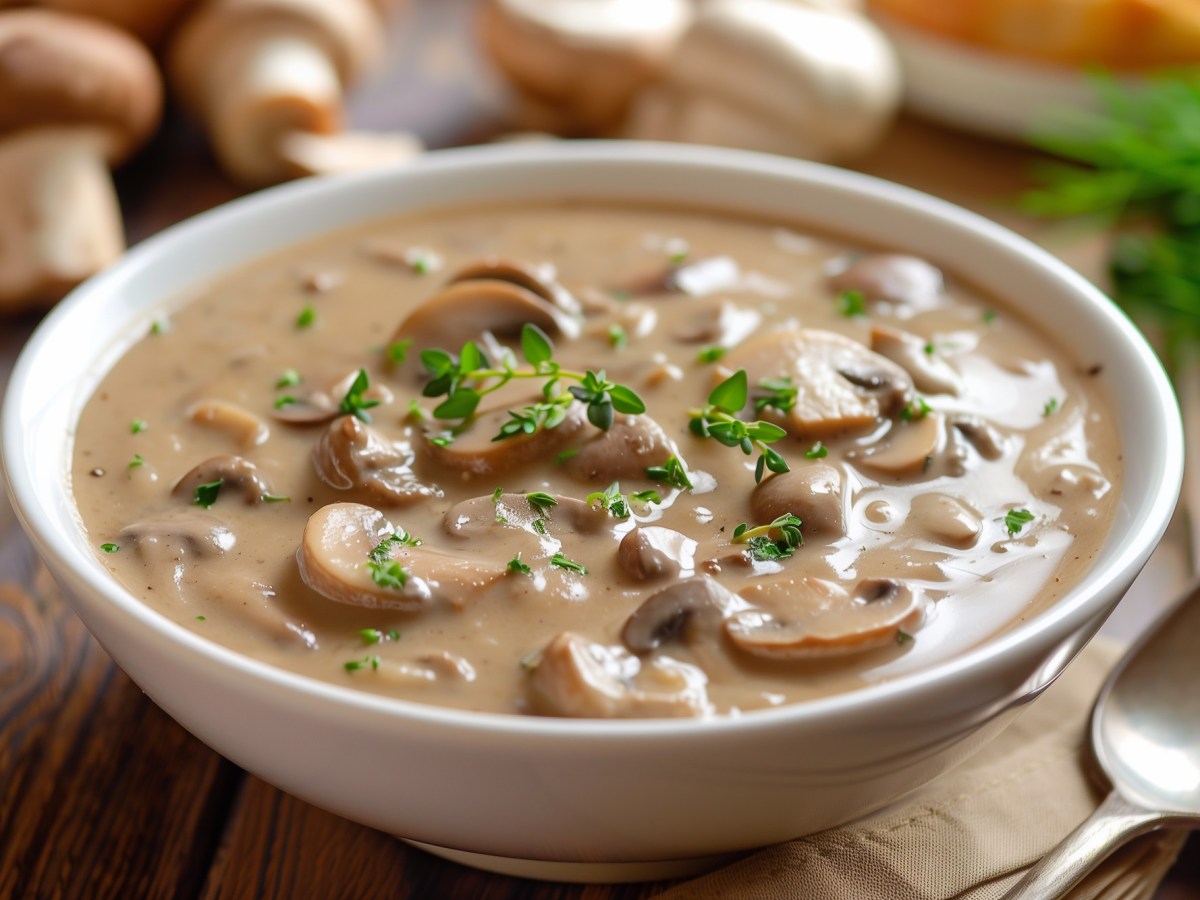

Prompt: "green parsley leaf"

[274,395,297,409]
[586,482,630,518]
[358,628,383,645]
[1043,397,1060,417]
[550,553,587,575]
[296,305,316,329]
[128,454,144,469]
[1005,508,1036,535]
[193,479,223,509]
[838,289,867,317]
[275,368,301,389]
[507,553,532,575]
[900,397,932,421]
[344,656,381,672]
[130,418,148,434]
[100,542,119,553]
[366,560,408,590]
[805,442,828,459]
[896,630,914,645]
[607,323,628,350]
[732,513,804,561]
[696,345,726,364]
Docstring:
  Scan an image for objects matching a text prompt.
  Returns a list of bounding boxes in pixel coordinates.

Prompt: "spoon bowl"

[1003,583,1200,897]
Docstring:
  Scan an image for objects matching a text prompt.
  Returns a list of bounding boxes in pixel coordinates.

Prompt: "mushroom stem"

[0,128,123,311]
[199,29,344,185]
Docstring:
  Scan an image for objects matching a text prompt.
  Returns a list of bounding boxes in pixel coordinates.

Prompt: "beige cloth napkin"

[658,638,1188,900]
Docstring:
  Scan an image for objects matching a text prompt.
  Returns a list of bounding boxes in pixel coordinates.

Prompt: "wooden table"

[2,1,1198,896]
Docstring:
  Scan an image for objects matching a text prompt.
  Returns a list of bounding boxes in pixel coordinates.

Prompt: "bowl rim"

[1,140,1184,739]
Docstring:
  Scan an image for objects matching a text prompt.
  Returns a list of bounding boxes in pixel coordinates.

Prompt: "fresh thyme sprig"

[585,482,661,518]
[420,324,646,441]
[689,370,790,483]
[1023,72,1200,367]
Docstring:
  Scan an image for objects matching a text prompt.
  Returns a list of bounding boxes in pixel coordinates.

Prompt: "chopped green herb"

[275,368,302,388]
[732,513,803,561]
[838,289,867,318]
[338,368,381,423]
[296,305,316,329]
[263,493,291,503]
[405,247,441,275]
[128,454,144,469]
[195,615,206,621]
[900,397,932,421]
[406,398,427,421]
[754,377,798,415]
[492,487,508,523]
[344,655,381,672]
[609,289,632,301]
[646,454,694,491]
[607,323,628,350]
[150,318,168,335]
[896,630,914,645]
[387,629,400,641]
[130,418,148,434]
[387,339,413,364]
[366,560,408,590]
[555,448,580,465]
[805,442,828,460]
[923,342,935,355]
[100,542,119,553]
[526,492,558,516]
[358,628,383,645]
[586,482,631,518]
[982,309,998,324]
[368,530,422,564]
[1043,397,1060,417]
[550,553,587,575]
[666,239,690,264]
[1005,508,1036,535]
[697,345,726,364]
[630,489,662,505]
[532,518,547,536]
[193,479,223,509]
[274,395,297,409]
[507,553,532,575]
[430,434,454,447]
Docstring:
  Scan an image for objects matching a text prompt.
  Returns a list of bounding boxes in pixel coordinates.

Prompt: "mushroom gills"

[621,576,750,652]
[172,454,275,504]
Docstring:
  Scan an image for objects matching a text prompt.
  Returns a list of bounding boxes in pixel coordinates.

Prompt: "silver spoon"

[1001,582,1200,898]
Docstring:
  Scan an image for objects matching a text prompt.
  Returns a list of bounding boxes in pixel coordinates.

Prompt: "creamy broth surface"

[73,203,1121,717]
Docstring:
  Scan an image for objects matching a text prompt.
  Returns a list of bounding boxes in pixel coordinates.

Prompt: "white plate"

[871,11,1140,142]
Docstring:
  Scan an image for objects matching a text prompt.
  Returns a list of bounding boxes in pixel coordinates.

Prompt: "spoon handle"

[1000,791,1165,899]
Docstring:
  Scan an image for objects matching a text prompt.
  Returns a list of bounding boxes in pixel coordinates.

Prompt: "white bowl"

[1,142,1182,882]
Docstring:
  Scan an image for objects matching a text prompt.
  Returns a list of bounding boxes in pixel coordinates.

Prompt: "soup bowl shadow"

[0,142,1182,882]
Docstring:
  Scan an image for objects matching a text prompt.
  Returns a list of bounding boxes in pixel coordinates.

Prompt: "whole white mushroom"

[626,0,903,162]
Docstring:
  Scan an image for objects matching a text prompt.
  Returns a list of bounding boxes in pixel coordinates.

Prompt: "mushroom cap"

[37,0,195,47]
[479,0,692,133]
[561,413,672,484]
[750,463,845,539]
[313,415,442,506]
[0,9,162,163]
[726,577,923,659]
[168,0,382,109]
[171,454,275,505]
[621,575,748,652]
[616,525,697,582]
[829,254,945,314]
[626,0,901,161]
[722,328,913,437]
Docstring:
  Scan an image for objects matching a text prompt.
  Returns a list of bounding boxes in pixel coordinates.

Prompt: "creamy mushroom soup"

[73,203,1120,717]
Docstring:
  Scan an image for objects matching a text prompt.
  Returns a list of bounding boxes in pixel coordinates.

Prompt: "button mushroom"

[722,328,913,437]
[478,0,693,135]
[172,455,276,505]
[38,0,194,47]
[624,0,901,162]
[750,464,845,539]
[313,415,442,506]
[617,526,697,582]
[0,9,162,312]
[869,325,962,396]
[828,254,944,314]
[621,575,748,652]
[908,493,982,549]
[297,502,503,611]
[726,576,923,659]
[526,631,708,718]
[855,412,944,477]
[560,414,671,483]
[390,278,581,379]
[166,0,395,186]
[119,509,237,561]
[444,492,610,540]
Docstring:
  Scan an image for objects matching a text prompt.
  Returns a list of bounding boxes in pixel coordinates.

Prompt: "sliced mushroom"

[417,651,477,683]
[561,414,671,483]
[908,493,982,548]
[526,632,707,719]
[444,492,609,540]
[119,509,236,560]
[271,370,393,425]
[722,328,913,437]
[673,299,762,345]
[855,413,943,477]
[390,278,580,374]
[449,257,580,316]
[726,576,923,659]
[617,526,697,582]
[313,416,442,506]
[828,254,944,314]
[423,393,587,476]
[297,502,501,611]
[172,455,274,504]
[951,416,1005,461]
[618,254,740,298]
[621,575,748,652]
[750,464,844,539]
[869,325,962,396]
[186,398,270,448]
